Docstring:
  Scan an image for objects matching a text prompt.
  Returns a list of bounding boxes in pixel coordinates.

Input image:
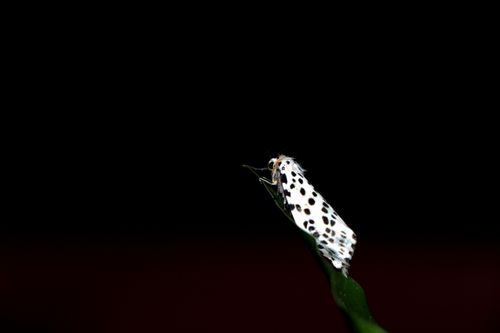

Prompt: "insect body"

[268,155,357,276]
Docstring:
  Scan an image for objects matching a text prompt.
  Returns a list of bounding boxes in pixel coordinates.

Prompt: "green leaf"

[243,165,388,333]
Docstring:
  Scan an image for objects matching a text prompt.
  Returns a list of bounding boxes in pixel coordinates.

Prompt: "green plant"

[244,165,388,333]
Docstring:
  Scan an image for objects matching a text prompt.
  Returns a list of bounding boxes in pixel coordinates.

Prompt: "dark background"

[2,10,499,333]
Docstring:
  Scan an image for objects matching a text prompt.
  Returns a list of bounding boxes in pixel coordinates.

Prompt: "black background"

[2,11,499,333]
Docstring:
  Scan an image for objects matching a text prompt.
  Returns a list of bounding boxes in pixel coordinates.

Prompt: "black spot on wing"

[300,188,306,195]
[308,198,315,205]
[280,174,288,184]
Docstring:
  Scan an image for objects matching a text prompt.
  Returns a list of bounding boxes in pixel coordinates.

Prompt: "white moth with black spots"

[267,155,357,276]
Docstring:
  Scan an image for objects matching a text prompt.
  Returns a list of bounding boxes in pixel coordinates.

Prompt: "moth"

[266,155,357,276]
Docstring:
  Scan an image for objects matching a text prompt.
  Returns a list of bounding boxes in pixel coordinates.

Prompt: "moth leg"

[258,177,274,185]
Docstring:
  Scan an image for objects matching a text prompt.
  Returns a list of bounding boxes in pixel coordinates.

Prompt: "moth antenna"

[242,165,268,171]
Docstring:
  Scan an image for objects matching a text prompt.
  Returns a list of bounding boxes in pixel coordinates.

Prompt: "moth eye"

[267,158,276,170]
